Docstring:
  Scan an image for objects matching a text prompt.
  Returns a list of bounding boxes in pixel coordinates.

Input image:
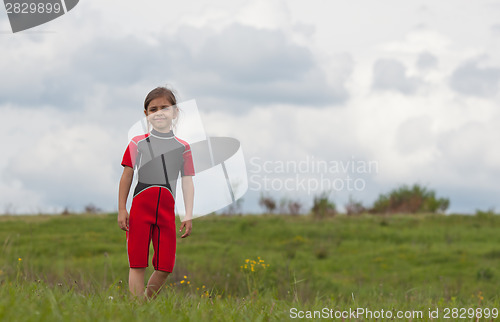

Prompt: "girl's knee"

[155,270,170,278]
[130,267,146,273]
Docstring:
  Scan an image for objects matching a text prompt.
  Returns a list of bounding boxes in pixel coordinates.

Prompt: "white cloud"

[372,58,422,94]
[416,52,438,70]
[395,115,435,155]
[0,104,124,213]
[449,58,500,97]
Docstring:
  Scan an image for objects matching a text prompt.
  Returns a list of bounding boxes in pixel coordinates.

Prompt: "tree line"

[257,184,450,217]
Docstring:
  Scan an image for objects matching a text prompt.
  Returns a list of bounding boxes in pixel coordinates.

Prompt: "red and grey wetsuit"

[121,129,194,272]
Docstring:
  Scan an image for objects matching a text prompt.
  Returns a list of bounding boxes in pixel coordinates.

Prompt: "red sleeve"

[121,140,138,168]
[182,143,195,176]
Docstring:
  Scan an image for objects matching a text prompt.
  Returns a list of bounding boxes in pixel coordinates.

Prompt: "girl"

[118,86,194,299]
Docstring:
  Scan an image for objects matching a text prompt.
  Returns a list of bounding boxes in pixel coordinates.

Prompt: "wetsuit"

[121,129,194,272]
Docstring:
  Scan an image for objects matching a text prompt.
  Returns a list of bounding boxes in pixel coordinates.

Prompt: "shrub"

[370,184,449,214]
[277,197,303,215]
[310,192,336,218]
[344,196,365,216]
[475,208,496,217]
[258,193,276,213]
[84,203,101,214]
[287,201,302,215]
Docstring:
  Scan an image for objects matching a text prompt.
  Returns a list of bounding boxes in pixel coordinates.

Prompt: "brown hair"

[144,86,178,111]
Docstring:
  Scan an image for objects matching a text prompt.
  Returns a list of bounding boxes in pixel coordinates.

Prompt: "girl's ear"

[144,110,151,133]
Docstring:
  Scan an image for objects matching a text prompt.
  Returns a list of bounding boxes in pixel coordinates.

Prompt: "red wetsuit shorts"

[126,184,176,272]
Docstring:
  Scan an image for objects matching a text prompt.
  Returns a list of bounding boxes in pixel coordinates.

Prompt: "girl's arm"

[118,166,134,231]
[179,175,194,238]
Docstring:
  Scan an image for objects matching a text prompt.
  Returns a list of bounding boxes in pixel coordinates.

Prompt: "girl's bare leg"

[146,270,170,299]
[129,268,146,298]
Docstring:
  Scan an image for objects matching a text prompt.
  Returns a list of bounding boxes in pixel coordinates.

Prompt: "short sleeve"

[121,140,138,168]
[181,143,195,176]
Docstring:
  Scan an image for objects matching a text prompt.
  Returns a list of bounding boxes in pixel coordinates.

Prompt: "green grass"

[1,213,500,321]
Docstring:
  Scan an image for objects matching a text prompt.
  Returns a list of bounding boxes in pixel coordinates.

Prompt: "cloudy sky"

[0,0,499,214]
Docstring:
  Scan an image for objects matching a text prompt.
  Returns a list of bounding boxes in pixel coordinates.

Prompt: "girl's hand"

[118,209,129,231]
[180,220,192,238]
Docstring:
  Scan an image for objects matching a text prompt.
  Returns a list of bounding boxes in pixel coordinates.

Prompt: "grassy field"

[1,213,499,321]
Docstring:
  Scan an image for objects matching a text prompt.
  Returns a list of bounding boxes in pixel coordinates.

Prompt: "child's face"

[144,97,178,132]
